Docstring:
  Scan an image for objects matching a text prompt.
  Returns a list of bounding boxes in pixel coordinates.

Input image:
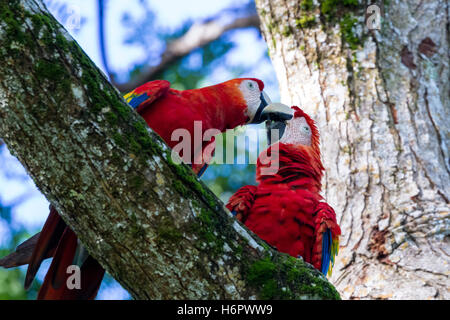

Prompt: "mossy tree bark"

[0,0,340,299]
[255,0,449,299]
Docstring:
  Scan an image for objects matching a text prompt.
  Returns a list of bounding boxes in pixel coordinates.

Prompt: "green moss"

[133,119,149,136]
[35,59,63,81]
[32,14,55,47]
[156,217,183,244]
[165,152,219,210]
[157,227,183,242]
[247,257,277,284]
[281,26,292,37]
[235,244,243,257]
[131,175,145,189]
[0,2,63,51]
[271,38,277,50]
[131,225,146,238]
[300,0,315,11]
[195,207,225,256]
[320,0,359,20]
[188,197,244,260]
[246,254,341,300]
[105,112,118,125]
[34,59,71,92]
[0,2,33,46]
[112,132,126,148]
[128,213,146,238]
[30,12,54,32]
[320,0,336,17]
[312,0,363,50]
[55,33,69,51]
[267,21,276,33]
[339,13,361,50]
[128,136,142,154]
[111,100,131,120]
[30,14,44,32]
[247,256,289,299]
[295,15,316,29]
[173,180,189,196]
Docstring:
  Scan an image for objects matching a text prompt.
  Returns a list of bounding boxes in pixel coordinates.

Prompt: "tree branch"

[111,14,261,92]
[0,0,339,299]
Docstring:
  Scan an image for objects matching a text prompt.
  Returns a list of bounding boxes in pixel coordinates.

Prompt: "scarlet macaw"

[0,79,293,299]
[227,105,341,276]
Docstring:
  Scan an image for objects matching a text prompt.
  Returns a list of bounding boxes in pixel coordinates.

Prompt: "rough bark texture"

[0,0,340,299]
[255,0,449,299]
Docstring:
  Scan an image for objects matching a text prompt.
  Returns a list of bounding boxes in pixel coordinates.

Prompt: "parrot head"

[258,105,323,182]
[218,78,293,125]
[266,105,320,153]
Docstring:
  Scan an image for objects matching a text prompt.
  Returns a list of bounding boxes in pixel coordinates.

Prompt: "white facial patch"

[279,117,312,146]
[239,80,262,121]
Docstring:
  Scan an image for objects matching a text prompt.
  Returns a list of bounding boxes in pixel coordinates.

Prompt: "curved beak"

[266,120,287,145]
[260,102,294,122]
[250,91,271,124]
[263,103,294,145]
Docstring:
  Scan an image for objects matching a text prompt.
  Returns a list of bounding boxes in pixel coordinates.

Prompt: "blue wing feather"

[127,93,150,109]
[321,229,332,275]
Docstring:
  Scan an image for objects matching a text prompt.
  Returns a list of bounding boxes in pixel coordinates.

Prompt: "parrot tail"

[0,232,49,269]
[24,206,67,289]
[37,227,105,300]
[1,205,106,300]
[321,229,332,275]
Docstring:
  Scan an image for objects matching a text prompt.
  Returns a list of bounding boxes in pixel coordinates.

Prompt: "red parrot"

[0,78,293,299]
[227,105,341,275]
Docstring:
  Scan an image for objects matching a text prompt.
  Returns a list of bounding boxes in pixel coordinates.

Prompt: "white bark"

[0,0,340,299]
[255,0,449,299]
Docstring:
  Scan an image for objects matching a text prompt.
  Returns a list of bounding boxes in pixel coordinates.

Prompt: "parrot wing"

[312,202,341,277]
[123,80,171,114]
[226,185,258,222]
[24,206,67,289]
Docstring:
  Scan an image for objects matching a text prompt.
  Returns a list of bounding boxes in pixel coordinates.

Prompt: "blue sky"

[0,0,278,300]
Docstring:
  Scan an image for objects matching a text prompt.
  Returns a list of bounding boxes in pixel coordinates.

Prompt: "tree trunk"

[255,0,449,299]
[0,0,340,299]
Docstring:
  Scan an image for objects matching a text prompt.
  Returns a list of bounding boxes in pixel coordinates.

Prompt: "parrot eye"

[247,81,256,90]
[303,126,311,134]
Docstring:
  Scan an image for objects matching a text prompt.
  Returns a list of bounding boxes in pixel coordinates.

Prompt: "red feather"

[37,227,78,299]
[37,227,105,300]
[24,206,66,289]
[227,107,341,274]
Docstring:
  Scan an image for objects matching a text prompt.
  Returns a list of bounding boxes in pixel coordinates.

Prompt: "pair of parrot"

[0,78,340,299]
